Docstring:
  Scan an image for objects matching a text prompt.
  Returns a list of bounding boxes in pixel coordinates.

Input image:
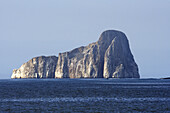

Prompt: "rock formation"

[11,56,58,79]
[11,30,140,79]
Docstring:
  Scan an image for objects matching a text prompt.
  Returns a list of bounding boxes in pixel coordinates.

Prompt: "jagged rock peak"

[11,30,140,79]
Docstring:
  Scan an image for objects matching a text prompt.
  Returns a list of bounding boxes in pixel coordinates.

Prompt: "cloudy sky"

[0,0,170,78]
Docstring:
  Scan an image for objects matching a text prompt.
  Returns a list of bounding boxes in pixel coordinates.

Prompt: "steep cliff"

[11,56,58,79]
[11,30,140,79]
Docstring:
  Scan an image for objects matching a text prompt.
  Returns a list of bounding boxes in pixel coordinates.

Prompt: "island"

[160,77,170,79]
[11,30,140,79]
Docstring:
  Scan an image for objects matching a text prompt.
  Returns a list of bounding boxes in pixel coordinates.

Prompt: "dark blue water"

[0,79,170,112]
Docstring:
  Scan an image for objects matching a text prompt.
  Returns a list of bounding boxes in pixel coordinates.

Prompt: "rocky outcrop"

[11,56,58,78]
[11,30,140,79]
[103,33,139,78]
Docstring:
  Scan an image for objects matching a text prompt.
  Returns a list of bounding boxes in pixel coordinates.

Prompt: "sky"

[0,0,170,79]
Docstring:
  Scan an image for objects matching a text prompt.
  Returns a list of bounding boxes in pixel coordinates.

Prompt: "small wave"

[1,97,170,102]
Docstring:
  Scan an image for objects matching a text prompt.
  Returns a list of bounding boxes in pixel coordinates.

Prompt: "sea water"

[0,79,169,112]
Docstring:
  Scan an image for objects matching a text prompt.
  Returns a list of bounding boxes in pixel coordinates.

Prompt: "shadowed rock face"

[11,30,140,79]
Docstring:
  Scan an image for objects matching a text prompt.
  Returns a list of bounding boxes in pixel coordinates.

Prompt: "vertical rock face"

[11,30,140,79]
[11,56,58,79]
[102,31,139,78]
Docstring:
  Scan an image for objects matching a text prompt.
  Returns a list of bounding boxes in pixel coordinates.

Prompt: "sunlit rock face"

[11,30,140,79]
[11,56,58,79]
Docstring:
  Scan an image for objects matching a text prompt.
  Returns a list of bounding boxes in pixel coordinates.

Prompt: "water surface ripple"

[0,79,169,112]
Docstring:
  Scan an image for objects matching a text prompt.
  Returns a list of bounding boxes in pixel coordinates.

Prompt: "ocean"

[0,79,169,112]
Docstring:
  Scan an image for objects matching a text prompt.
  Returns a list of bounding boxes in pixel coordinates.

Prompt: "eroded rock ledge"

[11,30,140,79]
